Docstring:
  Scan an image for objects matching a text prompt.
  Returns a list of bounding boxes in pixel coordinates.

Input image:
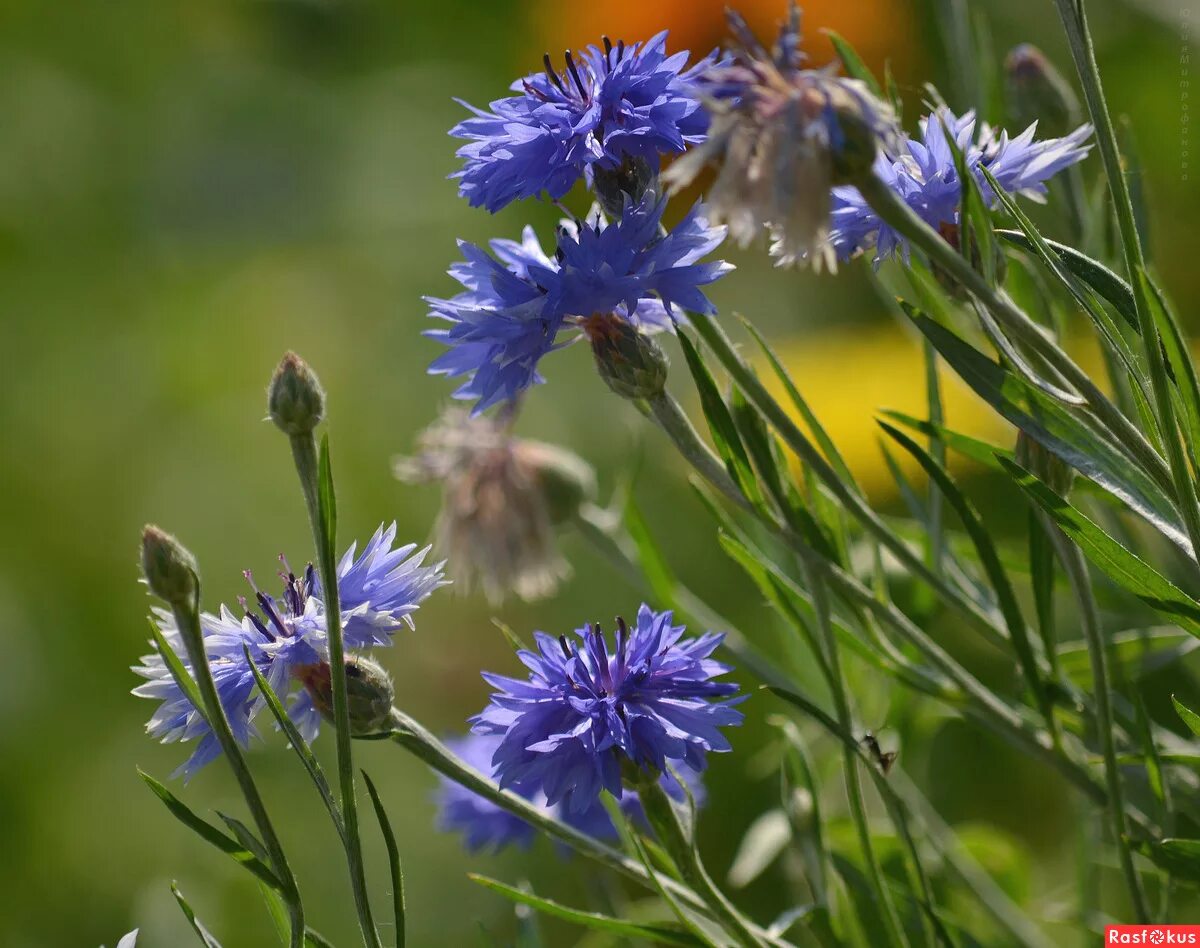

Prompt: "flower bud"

[300,656,395,736]
[268,352,326,436]
[515,440,597,525]
[582,313,669,401]
[1004,44,1081,140]
[829,98,886,187]
[141,525,199,607]
[1016,431,1075,497]
[592,156,658,220]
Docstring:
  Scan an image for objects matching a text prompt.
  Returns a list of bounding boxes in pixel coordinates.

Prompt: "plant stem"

[289,432,381,948]
[1052,0,1200,564]
[1049,525,1149,922]
[800,559,910,948]
[635,774,766,947]
[168,593,305,948]
[645,391,752,512]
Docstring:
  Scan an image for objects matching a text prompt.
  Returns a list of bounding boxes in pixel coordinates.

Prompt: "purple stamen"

[543,53,566,94]
[564,50,587,99]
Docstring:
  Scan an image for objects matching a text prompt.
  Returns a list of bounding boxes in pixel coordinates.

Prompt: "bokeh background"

[2,1,1196,945]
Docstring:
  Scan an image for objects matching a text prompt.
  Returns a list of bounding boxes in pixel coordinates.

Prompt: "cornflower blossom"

[426,194,731,413]
[132,524,446,779]
[829,107,1093,265]
[472,605,743,814]
[663,3,899,270]
[435,733,705,853]
[395,409,595,603]
[451,32,716,212]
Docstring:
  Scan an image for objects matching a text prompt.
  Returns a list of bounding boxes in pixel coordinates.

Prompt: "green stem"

[800,560,910,948]
[645,391,752,512]
[855,173,1174,503]
[169,594,305,948]
[289,433,381,948]
[1052,0,1200,563]
[635,775,766,947]
[1049,526,1149,922]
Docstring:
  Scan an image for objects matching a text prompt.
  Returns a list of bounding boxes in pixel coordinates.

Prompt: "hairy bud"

[583,313,669,400]
[299,656,395,737]
[1005,44,1081,140]
[268,352,326,436]
[141,525,199,607]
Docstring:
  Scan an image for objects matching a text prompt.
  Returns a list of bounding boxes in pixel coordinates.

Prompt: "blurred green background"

[1,1,1196,945]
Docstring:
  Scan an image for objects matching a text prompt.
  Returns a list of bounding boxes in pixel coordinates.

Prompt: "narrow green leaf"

[881,421,1046,718]
[468,876,705,946]
[148,618,207,726]
[675,330,762,507]
[171,882,224,948]
[942,112,996,284]
[216,811,269,864]
[727,809,792,889]
[490,617,528,653]
[1141,270,1200,454]
[1056,628,1197,686]
[1135,839,1200,883]
[303,929,336,948]
[244,645,343,841]
[258,883,290,947]
[362,771,406,948]
[823,30,883,96]
[998,457,1200,638]
[622,496,678,609]
[911,309,1190,555]
[737,314,863,495]
[138,769,282,890]
[1173,695,1200,739]
[1134,695,1169,824]
[878,410,1012,472]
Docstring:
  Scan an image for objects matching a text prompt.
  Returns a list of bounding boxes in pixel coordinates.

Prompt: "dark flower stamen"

[542,53,566,94]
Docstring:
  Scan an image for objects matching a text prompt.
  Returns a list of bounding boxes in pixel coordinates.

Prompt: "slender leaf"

[138,770,282,890]
[1056,628,1199,686]
[147,617,206,725]
[217,812,269,865]
[824,30,883,96]
[1135,839,1200,883]
[879,410,1013,472]
[675,330,762,507]
[363,771,406,948]
[1142,270,1200,453]
[1173,695,1200,739]
[998,457,1200,637]
[468,876,705,946]
[623,496,678,608]
[728,809,792,889]
[171,882,224,948]
[318,434,337,550]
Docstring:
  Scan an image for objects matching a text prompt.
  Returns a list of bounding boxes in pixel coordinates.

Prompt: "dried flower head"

[663,3,898,271]
[395,410,596,604]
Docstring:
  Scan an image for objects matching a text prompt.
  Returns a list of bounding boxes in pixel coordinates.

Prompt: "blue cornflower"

[663,3,899,270]
[434,732,706,853]
[133,524,446,779]
[830,108,1093,265]
[470,605,743,814]
[426,194,731,413]
[451,33,715,212]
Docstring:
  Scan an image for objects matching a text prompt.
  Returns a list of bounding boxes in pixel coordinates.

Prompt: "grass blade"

[363,771,406,948]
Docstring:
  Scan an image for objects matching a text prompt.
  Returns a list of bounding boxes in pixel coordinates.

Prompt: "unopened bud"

[268,352,325,436]
[1016,431,1075,496]
[592,156,658,219]
[515,441,598,524]
[300,656,395,736]
[830,102,885,186]
[1005,44,1080,139]
[141,525,199,607]
[583,313,669,400]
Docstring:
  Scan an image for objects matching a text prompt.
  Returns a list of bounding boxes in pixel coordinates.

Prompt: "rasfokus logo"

[1107,926,1200,944]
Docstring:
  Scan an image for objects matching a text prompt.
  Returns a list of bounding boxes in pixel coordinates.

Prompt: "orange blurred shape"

[531,0,915,77]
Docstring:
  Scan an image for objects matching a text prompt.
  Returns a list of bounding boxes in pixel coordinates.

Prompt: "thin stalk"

[289,433,381,948]
[1049,526,1149,922]
[800,559,910,948]
[924,340,946,577]
[645,391,752,512]
[1052,0,1200,561]
[635,775,767,947]
[168,593,305,948]
[854,174,1174,503]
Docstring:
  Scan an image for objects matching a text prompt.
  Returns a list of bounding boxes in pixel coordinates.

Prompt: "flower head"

[395,409,596,603]
[663,3,898,270]
[426,194,731,413]
[434,732,705,853]
[471,605,743,813]
[830,107,1093,265]
[132,525,446,779]
[451,33,716,212]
